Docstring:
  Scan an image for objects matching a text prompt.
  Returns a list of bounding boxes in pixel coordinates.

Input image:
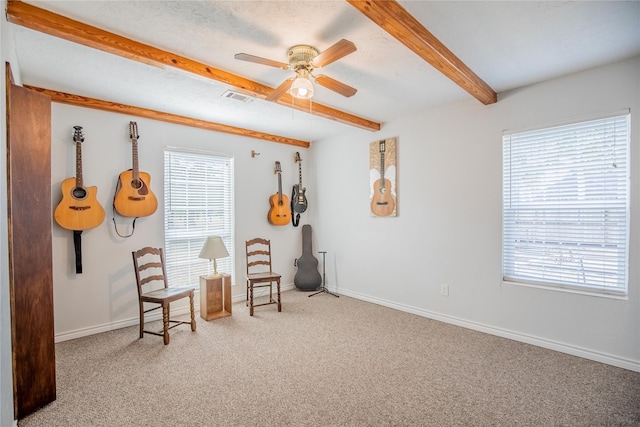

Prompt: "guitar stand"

[309,251,339,298]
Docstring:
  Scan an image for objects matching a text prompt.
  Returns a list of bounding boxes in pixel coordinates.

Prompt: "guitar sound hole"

[131,179,143,190]
[72,187,87,199]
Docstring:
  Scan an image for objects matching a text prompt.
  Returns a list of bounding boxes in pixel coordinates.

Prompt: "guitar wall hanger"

[251,150,260,157]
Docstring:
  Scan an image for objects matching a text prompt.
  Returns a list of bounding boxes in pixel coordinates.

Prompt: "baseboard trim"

[336,288,640,373]
[55,283,296,343]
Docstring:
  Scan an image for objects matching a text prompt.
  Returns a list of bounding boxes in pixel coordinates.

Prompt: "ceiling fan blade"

[266,78,294,102]
[234,53,289,70]
[314,75,357,97]
[311,39,357,68]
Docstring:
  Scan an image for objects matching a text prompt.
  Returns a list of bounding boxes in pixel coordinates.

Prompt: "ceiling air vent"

[222,90,253,103]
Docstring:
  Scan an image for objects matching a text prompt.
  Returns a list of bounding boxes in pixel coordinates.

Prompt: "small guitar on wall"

[291,151,308,226]
[113,121,157,218]
[370,139,396,217]
[54,126,105,231]
[268,161,291,226]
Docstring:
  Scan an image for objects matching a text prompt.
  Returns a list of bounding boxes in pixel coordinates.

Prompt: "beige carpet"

[18,290,640,426]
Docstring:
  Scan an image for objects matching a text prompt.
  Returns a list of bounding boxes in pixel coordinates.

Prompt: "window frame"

[501,111,630,298]
[163,147,234,289]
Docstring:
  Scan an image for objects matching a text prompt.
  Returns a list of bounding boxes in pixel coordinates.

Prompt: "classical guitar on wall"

[370,138,397,217]
[113,121,158,218]
[291,151,308,226]
[54,126,105,231]
[54,126,105,273]
[268,161,291,226]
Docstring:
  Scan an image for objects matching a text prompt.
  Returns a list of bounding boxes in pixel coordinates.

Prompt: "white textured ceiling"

[10,0,640,143]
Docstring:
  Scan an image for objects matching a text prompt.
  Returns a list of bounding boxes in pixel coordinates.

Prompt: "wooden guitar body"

[371,178,395,217]
[113,170,158,218]
[54,177,105,230]
[268,192,291,225]
[294,224,322,291]
[54,125,105,231]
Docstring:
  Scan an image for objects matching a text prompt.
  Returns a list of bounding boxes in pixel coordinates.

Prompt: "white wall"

[311,56,640,372]
[49,105,312,341]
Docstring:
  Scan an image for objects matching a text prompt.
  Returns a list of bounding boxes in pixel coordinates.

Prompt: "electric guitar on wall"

[291,152,308,226]
[268,161,291,226]
[113,121,158,218]
[54,126,105,231]
[370,140,396,216]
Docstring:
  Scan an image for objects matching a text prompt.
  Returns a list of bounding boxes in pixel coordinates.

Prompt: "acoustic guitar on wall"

[54,126,105,231]
[113,121,157,218]
[370,140,396,217]
[268,161,291,226]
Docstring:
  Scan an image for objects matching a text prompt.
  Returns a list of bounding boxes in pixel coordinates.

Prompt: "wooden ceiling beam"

[347,0,497,105]
[7,0,380,132]
[25,85,310,148]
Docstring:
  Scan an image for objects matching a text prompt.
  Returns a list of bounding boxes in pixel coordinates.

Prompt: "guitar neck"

[75,140,84,188]
[277,172,283,203]
[298,161,303,187]
[131,139,140,181]
[379,151,385,181]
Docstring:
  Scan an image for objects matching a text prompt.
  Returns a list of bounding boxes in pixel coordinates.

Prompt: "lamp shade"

[290,76,314,99]
[199,236,229,259]
[199,236,229,277]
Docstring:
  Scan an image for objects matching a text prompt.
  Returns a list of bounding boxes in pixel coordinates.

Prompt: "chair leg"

[139,301,144,339]
[162,303,170,345]
[189,293,196,331]
[276,279,282,312]
[249,282,254,316]
[246,280,249,306]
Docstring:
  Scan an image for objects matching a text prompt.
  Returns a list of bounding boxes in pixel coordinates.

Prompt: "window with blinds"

[502,112,630,296]
[164,148,234,288]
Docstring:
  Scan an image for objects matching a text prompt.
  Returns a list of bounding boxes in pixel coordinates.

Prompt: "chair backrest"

[246,238,273,275]
[132,247,169,296]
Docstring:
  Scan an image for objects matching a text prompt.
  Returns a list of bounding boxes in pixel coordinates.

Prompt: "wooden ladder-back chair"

[245,238,282,316]
[131,247,196,344]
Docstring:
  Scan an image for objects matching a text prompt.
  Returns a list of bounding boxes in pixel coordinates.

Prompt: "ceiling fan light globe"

[290,77,314,99]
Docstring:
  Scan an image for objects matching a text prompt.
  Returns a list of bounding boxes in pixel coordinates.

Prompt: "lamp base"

[200,274,232,321]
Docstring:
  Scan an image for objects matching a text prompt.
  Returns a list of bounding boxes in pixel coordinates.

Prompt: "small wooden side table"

[199,274,232,320]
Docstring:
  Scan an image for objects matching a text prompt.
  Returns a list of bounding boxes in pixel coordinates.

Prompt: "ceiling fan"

[234,39,357,102]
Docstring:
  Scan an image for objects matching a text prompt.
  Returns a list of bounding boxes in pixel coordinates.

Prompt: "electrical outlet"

[440,284,449,297]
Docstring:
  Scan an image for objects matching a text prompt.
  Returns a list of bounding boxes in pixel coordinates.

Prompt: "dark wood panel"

[7,75,56,418]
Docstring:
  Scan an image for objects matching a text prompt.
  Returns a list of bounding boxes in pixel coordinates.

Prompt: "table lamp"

[199,235,229,278]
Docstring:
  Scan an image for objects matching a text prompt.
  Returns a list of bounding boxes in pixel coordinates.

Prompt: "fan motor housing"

[287,45,319,72]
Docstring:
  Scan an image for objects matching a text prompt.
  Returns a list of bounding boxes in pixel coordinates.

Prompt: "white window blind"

[502,112,629,296]
[164,148,234,288]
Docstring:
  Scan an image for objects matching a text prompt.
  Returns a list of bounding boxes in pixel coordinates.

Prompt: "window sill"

[501,280,628,300]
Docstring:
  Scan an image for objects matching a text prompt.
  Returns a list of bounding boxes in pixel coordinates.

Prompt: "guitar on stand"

[113,121,157,237]
[370,140,396,217]
[291,152,308,227]
[54,126,105,273]
[267,161,291,226]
